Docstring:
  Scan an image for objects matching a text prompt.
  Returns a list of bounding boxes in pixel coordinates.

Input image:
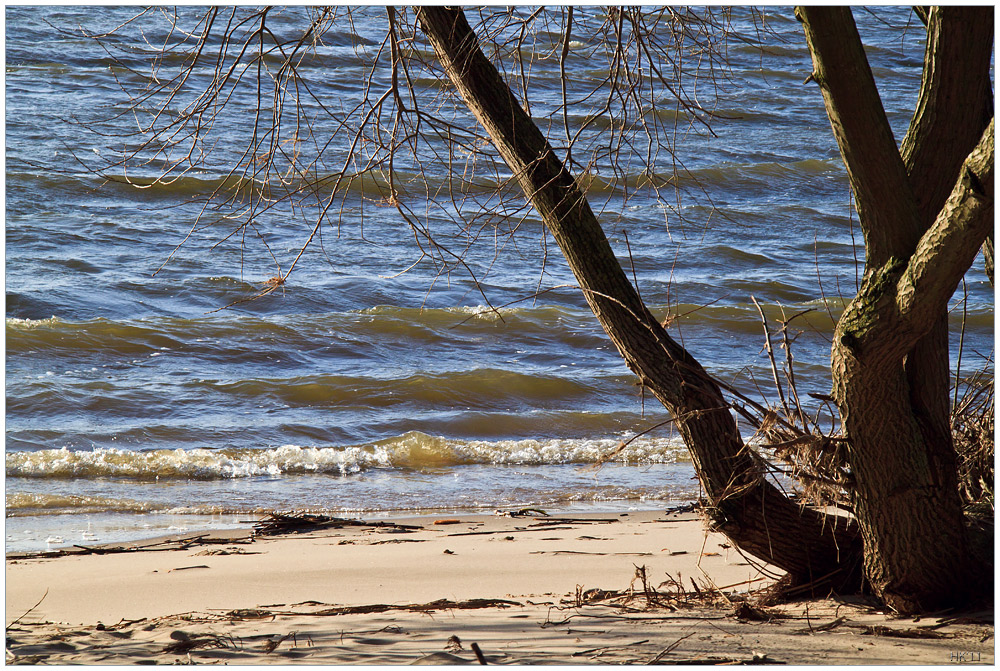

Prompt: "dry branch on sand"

[251,513,424,536]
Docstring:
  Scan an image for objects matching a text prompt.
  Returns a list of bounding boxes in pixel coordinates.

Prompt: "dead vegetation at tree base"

[551,564,789,626]
[953,366,995,521]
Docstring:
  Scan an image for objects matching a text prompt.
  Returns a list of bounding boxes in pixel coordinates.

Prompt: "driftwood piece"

[251,513,423,536]
[800,616,848,633]
[470,641,488,665]
[664,502,702,514]
[649,654,784,665]
[573,639,650,658]
[309,598,520,617]
[7,532,256,561]
[862,625,955,639]
[163,630,233,654]
[529,517,620,525]
[448,526,575,537]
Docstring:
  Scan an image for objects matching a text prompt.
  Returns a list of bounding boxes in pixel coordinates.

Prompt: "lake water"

[6,7,993,553]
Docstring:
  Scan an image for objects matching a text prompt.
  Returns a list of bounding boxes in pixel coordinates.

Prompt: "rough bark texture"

[897,121,994,326]
[831,121,993,614]
[796,7,923,266]
[416,6,862,587]
[984,235,995,286]
[797,6,993,612]
[901,7,994,223]
[897,7,995,506]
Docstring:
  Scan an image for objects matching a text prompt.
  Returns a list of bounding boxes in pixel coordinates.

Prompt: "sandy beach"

[6,510,993,665]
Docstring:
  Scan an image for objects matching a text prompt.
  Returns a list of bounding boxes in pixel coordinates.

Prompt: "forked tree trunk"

[898,6,994,512]
[796,6,993,612]
[416,5,991,613]
[415,6,863,588]
[828,121,993,613]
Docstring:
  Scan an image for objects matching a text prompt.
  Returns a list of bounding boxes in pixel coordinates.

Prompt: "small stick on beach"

[470,641,488,665]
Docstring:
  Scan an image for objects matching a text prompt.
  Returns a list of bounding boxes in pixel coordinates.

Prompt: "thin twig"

[751,296,790,419]
[6,589,49,629]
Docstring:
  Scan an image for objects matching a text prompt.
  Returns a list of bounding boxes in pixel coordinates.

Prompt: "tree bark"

[901,7,994,224]
[830,120,992,613]
[795,7,922,267]
[797,6,993,612]
[898,7,994,501]
[984,235,995,286]
[416,5,862,586]
[897,120,994,328]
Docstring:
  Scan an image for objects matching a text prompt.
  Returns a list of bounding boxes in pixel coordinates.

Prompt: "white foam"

[7,433,688,481]
[6,316,61,328]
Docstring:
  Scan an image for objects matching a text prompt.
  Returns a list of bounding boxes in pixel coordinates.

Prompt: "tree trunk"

[984,235,995,286]
[830,120,993,613]
[797,6,993,612]
[898,6,994,505]
[415,6,862,588]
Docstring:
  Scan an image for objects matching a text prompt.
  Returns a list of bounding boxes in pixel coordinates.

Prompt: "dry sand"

[5,510,994,665]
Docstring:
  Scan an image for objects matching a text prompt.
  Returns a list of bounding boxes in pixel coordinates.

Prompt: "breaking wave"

[7,432,688,481]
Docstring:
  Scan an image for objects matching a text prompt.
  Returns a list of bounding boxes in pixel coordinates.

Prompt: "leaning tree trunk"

[797,6,993,613]
[415,6,863,589]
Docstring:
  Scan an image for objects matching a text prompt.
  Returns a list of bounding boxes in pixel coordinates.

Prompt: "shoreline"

[4,498,693,557]
[6,509,994,664]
